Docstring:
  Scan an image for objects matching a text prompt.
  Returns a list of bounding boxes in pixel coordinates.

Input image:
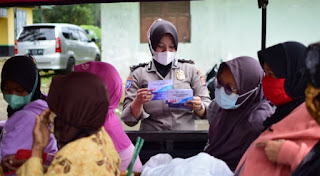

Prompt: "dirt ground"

[0,57,209,130]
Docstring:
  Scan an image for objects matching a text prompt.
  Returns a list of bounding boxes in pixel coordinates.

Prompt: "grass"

[39,70,55,95]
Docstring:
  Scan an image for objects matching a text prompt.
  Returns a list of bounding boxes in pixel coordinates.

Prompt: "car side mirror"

[90,38,96,42]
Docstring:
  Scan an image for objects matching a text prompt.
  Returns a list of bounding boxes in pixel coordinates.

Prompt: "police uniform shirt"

[121,59,211,131]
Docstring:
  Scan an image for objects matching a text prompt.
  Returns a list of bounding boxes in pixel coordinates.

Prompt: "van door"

[69,27,82,62]
[78,29,94,61]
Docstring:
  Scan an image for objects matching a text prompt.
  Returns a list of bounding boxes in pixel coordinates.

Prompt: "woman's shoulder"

[7,100,48,126]
[130,62,151,72]
[177,58,195,64]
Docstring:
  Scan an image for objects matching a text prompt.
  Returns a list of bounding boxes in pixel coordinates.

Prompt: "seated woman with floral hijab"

[16,72,121,176]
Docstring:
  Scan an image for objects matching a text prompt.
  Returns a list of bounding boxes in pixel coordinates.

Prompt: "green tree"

[38,4,94,25]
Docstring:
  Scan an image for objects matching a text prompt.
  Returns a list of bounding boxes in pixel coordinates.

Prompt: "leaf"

[64,164,71,173]
[96,160,104,166]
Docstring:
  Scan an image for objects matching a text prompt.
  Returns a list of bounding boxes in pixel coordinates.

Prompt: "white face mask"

[154,51,176,66]
[215,86,258,109]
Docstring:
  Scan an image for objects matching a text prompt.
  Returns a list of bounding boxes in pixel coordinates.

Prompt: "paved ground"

[0,57,209,130]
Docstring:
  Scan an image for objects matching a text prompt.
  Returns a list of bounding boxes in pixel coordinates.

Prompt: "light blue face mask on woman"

[3,72,38,110]
[215,85,258,110]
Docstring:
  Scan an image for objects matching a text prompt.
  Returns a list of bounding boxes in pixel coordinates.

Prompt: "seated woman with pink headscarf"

[74,61,143,172]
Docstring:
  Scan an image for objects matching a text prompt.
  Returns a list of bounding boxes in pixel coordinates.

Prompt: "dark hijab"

[205,56,273,171]
[148,19,178,77]
[258,41,307,129]
[48,72,109,147]
[1,55,46,117]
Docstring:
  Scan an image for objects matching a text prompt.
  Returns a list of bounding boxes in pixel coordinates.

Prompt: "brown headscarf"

[48,72,109,147]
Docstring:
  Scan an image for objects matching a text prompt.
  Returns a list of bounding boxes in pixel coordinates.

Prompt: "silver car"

[15,23,100,73]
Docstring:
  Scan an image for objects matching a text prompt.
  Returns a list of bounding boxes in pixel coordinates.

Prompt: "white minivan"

[15,23,101,73]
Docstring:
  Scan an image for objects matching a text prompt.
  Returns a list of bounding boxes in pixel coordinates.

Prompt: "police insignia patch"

[200,76,206,86]
[126,77,133,90]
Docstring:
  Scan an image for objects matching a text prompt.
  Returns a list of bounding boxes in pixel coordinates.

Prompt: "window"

[79,30,90,42]
[140,1,190,43]
[18,26,55,42]
[15,9,26,37]
[70,28,79,41]
[62,27,71,39]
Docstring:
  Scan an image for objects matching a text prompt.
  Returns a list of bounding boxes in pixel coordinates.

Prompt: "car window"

[61,27,71,39]
[79,30,90,42]
[70,28,80,41]
[18,26,55,42]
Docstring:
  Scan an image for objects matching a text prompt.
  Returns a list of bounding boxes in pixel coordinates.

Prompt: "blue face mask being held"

[3,72,38,110]
[215,85,258,110]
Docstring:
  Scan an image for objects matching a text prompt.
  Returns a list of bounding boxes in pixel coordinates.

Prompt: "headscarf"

[205,56,273,171]
[147,19,178,77]
[74,61,122,113]
[47,72,109,146]
[258,41,307,129]
[148,18,178,55]
[74,61,132,151]
[1,55,46,117]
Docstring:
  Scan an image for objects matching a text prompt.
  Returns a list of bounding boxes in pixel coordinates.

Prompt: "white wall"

[101,0,320,82]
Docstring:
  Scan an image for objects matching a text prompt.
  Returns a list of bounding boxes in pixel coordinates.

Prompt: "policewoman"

[121,19,210,131]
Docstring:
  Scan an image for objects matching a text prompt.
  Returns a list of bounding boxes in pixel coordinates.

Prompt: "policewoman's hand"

[185,96,206,117]
[134,88,154,105]
[131,88,154,120]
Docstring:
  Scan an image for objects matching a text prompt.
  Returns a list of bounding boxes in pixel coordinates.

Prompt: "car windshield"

[18,26,55,41]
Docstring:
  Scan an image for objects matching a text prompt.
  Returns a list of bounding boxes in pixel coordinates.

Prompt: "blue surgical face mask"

[4,93,33,110]
[215,86,258,109]
[3,72,38,110]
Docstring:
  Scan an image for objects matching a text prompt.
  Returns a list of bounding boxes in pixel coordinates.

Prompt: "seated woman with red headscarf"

[16,72,121,176]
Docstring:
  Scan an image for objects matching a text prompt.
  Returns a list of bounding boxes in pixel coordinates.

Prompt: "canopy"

[0,0,188,7]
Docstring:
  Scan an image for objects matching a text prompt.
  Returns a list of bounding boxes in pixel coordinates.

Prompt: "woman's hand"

[131,88,154,120]
[185,96,206,117]
[185,96,203,111]
[32,109,51,158]
[1,154,27,172]
[134,88,154,105]
[256,139,285,163]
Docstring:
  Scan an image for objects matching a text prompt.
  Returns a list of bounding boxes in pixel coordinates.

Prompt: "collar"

[147,59,180,73]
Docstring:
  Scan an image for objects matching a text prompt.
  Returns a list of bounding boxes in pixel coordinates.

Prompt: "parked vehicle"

[15,23,101,73]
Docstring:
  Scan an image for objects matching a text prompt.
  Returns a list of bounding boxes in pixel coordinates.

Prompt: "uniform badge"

[125,77,133,90]
[176,70,186,80]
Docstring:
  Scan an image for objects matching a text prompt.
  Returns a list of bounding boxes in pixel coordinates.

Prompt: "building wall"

[0,17,9,45]
[0,7,33,57]
[101,0,320,82]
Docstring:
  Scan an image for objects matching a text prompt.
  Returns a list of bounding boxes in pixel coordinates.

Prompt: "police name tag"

[148,79,173,100]
[166,89,194,109]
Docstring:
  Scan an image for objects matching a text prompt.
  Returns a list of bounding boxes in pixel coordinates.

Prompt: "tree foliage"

[33,4,96,26]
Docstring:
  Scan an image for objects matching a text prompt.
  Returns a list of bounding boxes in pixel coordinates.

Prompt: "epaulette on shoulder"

[130,62,149,72]
[178,59,195,64]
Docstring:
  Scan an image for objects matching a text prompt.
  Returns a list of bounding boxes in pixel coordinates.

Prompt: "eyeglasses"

[214,78,237,95]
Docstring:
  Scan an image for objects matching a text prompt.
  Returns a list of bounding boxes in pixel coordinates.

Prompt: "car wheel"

[66,58,75,73]
[95,54,101,61]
